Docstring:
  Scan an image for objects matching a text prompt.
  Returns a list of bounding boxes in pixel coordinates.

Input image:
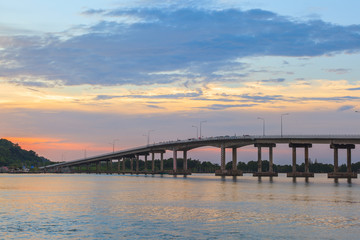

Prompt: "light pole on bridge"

[111,139,119,153]
[144,130,154,145]
[200,120,207,139]
[192,125,199,139]
[281,113,289,137]
[257,117,265,136]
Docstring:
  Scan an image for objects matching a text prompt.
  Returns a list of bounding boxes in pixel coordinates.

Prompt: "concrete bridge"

[41,135,360,179]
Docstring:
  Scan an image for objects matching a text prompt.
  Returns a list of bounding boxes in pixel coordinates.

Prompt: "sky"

[1,0,360,165]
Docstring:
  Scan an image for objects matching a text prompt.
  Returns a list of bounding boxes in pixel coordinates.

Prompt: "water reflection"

[257,176,262,183]
[0,174,360,239]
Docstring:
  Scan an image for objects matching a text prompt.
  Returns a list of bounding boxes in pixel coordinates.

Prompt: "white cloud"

[0,8,359,87]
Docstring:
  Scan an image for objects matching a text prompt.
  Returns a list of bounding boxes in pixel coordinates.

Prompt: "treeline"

[0,138,52,169]
[87,158,360,173]
[88,158,220,173]
[199,159,360,173]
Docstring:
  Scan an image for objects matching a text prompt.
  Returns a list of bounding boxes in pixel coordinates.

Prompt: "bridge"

[41,135,360,179]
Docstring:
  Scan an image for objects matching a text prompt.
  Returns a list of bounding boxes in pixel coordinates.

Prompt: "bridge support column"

[106,160,109,174]
[269,146,274,173]
[144,154,147,172]
[253,143,277,177]
[96,162,100,174]
[173,150,177,172]
[130,155,139,173]
[169,149,190,175]
[257,146,262,173]
[232,147,237,171]
[215,144,226,176]
[292,147,296,173]
[122,158,125,174]
[287,143,314,178]
[160,153,164,172]
[221,145,226,172]
[144,155,148,173]
[215,145,242,176]
[117,159,121,174]
[305,146,309,173]
[328,144,357,179]
[334,148,339,173]
[152,152,155,173]
[183,150,188,171]
[108,160,113,174]
[225,147,242,176]
[347,148,352,173]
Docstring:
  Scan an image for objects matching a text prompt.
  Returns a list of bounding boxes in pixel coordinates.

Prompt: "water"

[1,173,359,239]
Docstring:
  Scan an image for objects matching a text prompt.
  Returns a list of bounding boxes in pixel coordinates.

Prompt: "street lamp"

[144,130,154,145]
[281,113,289,137]
[257,117,265,136]
[192,125,199,139]
[200,120,207,139]
[111,139,119,153]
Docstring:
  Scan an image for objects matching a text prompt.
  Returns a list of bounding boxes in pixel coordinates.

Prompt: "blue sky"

[0,0,360,164]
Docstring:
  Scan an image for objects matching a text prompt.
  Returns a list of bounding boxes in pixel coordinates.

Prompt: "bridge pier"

[151,152,155,173]
[144,155,148,173]
[130,155,135,173]
[96,162,100,174]
[183,150,187,171]
[214,144,226,176]
[107,160,113,174]
[287,143,314,178]
[168,149,191,175]
[117,159,120,174]
[230,147,243,176]
[328,144,357,179]
[253,143,277,177]
[173,150,177,172]
[215,145,242,176]
[122,158,125,174]
[160,152,164,172]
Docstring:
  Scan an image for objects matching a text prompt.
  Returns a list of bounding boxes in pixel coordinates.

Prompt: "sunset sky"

[1,0,360,164]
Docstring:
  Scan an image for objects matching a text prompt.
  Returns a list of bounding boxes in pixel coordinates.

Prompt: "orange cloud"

[3,136,108,154]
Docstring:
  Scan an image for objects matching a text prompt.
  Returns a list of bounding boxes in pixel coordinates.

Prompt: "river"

[1,173,359,239]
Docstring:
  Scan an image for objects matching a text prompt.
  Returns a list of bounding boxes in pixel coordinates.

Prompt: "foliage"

[0,138,52,169]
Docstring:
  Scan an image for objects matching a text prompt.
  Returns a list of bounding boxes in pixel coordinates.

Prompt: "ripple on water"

[0,174,360,239]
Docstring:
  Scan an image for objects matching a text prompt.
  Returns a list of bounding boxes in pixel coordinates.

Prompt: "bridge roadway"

[42,135,360,179]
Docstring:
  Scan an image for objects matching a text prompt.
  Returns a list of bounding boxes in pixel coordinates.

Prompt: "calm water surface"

[0,173,359,239]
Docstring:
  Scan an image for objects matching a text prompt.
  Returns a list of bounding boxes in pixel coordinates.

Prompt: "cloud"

[200,104,257,110]
[82,9,106,16]
[94,89,203,101]
[260,78,285,83]
[337,105,354,112]
[94,95,119,100]
[325,68,351,74]
[1,8,360,86]
[146,104,164,109]
[347,87,360,91]
[220,93,285,103]
[8,79,57,88]
[300,96,360,101]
